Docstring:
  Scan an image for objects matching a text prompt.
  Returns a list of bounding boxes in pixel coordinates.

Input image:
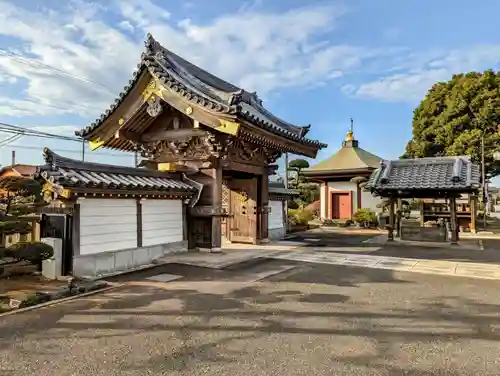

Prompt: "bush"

[353,208,377,228]
[288,208,314,226]
[321,218,353,227]
[6,241,54,264]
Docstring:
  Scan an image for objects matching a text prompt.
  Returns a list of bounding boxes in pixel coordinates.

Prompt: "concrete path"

[269,250,500,280]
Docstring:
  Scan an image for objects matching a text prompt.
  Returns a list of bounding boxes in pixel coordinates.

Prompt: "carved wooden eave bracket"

[39,171,72,202]
[125,130,235,166]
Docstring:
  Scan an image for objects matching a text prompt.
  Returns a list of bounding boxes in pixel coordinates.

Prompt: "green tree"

[403,70,500,176]
[288,158,310,187]
[0,176,53,273]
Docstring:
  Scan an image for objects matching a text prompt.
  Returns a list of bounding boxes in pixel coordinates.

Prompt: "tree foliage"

[0,176,52,273]
[288,158,310,171]
[0,176,45,234]
[403,70,500,176]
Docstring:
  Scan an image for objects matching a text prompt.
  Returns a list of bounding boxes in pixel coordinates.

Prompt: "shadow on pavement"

[1,262,500,375]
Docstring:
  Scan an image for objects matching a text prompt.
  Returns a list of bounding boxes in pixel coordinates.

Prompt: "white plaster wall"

[269,200,284,229]
[361,191,383,213]
[79,198,137,255]
[141,200,183,246]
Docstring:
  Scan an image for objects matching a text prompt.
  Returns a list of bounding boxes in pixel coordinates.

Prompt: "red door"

[331,193,352,219]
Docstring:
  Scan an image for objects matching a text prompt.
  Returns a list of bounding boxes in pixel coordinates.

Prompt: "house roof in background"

[0,164,37,177]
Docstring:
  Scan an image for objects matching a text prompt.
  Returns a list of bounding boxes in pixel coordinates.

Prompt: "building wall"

[141,199,183,246]
[269,200,284,230]
[79,198,137,255]
[74,197,187,278]
[322,181,382,219]
[268,199,285,240]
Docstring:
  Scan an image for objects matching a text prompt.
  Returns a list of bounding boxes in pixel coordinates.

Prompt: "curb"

[0,283,123,319]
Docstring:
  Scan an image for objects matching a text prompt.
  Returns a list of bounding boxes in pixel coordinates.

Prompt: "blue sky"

[0,0,499,182]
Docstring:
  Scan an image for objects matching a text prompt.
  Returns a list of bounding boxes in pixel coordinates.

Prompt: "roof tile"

[365,156,481,193]
[76,34,326,150]
[37,148,197,194]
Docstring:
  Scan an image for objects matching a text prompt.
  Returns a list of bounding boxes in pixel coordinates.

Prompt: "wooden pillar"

[450,195,458,244]
[71,202,81,257]
[260,174,269,242]
[388,197,395,241]
[419,200,425,226]
[396,198,402,238]
[470,194,477,234]
[211,163,223,252]
[136,199,143,248]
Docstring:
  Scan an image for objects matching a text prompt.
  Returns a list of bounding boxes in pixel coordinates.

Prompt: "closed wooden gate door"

[228,177,258,244]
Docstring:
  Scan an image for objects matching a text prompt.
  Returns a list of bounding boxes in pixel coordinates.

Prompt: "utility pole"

[81,139,85,161]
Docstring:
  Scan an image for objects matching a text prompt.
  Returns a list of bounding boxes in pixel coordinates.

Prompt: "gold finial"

[345,118,354,141]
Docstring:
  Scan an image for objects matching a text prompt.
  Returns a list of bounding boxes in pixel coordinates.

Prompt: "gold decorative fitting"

[185,106,193,115]
[345,131,354,142]
[118,118,125,125]
[237,191,249,202]
[218,119,240,136]
[158,163,176,171]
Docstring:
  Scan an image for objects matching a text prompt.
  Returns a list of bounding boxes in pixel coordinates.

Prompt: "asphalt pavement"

[2,259,500,376]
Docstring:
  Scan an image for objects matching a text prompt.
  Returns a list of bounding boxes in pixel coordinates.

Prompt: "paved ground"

[288,229,500,264]
[2,260,500,375]
[271,250,500,279]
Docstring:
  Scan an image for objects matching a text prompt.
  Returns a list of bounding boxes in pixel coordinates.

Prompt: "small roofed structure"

[37,147,201,277]
[303,120,382,220]
[74,34,326,250]
[365,156,481,243]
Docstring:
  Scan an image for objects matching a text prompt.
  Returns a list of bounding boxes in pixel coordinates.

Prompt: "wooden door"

[331,192,352,219]
[228,177,258,244]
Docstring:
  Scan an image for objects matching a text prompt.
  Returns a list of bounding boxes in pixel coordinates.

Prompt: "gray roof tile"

[37,148,198,194]
[268,181,300,196]
[76,34,326,149]
[365,156,481,193]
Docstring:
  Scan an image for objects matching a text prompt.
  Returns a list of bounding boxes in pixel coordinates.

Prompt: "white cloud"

[1,0,498,120]
[0,0,377,118]
[349,45,500,103]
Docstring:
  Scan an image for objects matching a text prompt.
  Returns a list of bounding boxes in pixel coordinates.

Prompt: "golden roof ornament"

[343,118,358,147]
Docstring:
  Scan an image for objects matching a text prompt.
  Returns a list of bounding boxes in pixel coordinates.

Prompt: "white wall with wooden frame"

[79,198,138,255]
[78,197,184,255]
[141,199,183,246]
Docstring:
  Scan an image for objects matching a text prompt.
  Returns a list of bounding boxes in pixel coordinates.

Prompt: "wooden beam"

[114,128,141,142]
[142,128,206,142]
[388,197,395,241]
[136,199,143,247]
[470,194,477,234]
[211,163,223,252]
[72,203,81,256]
[449,196,458,244]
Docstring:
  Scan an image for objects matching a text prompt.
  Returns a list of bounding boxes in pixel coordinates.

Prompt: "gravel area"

[1,261,500,376]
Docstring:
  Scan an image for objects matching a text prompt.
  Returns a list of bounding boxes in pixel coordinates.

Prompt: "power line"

[6,145,134,158]
[0,47,117,96]
[0,121,135,158]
